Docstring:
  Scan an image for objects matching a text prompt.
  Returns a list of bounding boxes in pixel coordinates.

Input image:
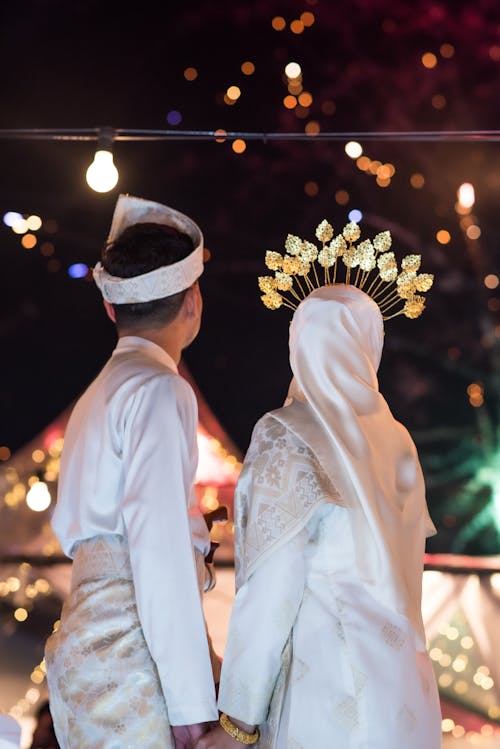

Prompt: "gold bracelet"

[219,713,260,745]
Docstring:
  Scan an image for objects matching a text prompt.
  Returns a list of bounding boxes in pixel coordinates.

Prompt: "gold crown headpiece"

[259,219,434,320]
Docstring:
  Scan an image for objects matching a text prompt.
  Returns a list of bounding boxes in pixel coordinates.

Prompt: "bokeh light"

[304,181,319,196]
[436,230,451,244]
[484,274,499,290]
[241,61,255,75]
[166,110,182,125]
[466,225,481,240]
[431,94,446,109]
[440,43,455,58]
[3,211,23,227]
[335,190,349,205]
[12,219,29,234]
[232,139,246,154]
[21,234,37,249]
[0,446,11,461]
[68,263,89,279]
[226,86,241,101]
[457,182,475,208]
[285,62,301,79]
[26,481,51,512]
[26,215,42,230]
[298,91,313,107]
[305,121,320,135]
[300,11,315,26]
[421,52,438,68]
[290,19,305,34]
[356,156,371,171]
[345,141,363,158]
[410,173,425,189]
[40,242,55,256]
[348,209,363,222]
[213,129,227,143]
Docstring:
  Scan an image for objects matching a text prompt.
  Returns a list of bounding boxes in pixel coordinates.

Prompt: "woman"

[198,283,442,749]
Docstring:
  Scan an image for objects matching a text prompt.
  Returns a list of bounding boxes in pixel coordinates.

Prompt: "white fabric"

[233,412,344,588]
[219,500,442,748]
[286,284,436,649]
[0,715,20,749]
[51,335,217,724]
[93,194,204,303]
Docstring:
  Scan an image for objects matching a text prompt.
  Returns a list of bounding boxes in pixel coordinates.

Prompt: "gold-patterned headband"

[259,219,434,320]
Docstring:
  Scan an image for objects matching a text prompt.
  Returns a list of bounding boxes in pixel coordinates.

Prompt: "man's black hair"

[102,222,195,330]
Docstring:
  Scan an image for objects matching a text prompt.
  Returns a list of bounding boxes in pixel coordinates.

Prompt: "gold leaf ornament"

[285,234,304,256]
[265,251,283,271]
[258,216,433,320]
[343,222,362,242]
[258,276,278,294]
[315,220,334,243]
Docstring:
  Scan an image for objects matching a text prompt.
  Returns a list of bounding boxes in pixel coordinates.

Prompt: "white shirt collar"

[112,336,179,374]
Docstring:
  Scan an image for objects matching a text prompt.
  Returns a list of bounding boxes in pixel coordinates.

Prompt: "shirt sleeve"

[121,373,217,725]
[217,528,308,725]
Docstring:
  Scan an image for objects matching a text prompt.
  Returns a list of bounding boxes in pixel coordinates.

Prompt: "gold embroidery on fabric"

[45,536,178,749]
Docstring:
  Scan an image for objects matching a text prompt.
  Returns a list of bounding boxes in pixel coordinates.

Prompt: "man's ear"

[103,300,116,322]
[182,283,199,318]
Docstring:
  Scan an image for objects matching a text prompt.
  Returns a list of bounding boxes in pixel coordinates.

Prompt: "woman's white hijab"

[286,284,435,649]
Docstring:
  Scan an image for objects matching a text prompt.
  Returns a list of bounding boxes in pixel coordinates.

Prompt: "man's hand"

[203,506,229,564]
[195,717,257,749]
[172,722,214,749]
[203,506,228,532]
[194,724,241,749]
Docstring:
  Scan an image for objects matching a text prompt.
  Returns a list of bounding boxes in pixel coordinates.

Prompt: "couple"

[44,194,442,749]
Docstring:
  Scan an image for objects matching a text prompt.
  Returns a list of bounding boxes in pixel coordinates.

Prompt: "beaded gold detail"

[219,714,260,745]
[259,219,433,320]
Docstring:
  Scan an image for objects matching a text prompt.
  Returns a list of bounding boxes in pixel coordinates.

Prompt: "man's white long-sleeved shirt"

[51,335,218,725]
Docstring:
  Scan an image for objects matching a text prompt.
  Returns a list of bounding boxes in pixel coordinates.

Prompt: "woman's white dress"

[217,414,442,749]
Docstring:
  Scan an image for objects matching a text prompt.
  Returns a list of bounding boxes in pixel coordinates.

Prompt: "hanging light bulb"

[26,480,51,512]
[457,182,475,209]
[86,127,119,193]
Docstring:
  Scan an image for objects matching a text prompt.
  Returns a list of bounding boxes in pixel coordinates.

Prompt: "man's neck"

[117,326,183,365]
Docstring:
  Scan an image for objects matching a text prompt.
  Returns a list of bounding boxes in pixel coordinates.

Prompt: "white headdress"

[93,194,204,304]
[284,285,436,649]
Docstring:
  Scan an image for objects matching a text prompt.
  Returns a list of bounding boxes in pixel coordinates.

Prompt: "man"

[45,194,219,749]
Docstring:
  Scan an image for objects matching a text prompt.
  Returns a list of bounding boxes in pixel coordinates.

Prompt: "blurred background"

[1,0,500,745]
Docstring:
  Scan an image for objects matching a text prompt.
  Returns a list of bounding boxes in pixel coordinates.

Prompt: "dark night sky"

[1,0,500,474]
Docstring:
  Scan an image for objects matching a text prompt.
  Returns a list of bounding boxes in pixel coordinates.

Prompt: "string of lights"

[1,127,500,141]
[2,127,499,193]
